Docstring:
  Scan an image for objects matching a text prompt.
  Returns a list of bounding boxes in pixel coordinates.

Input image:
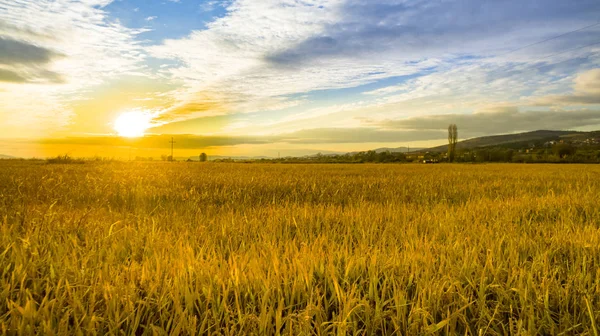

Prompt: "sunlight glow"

[113,110,152,137]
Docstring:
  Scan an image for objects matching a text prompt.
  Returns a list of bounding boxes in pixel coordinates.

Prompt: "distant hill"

[181,151,346,161]
[0,154,16,159]
[347,147,424,155]
[426,130,592,152]
[372,146,424,153]
[176,155,270,161]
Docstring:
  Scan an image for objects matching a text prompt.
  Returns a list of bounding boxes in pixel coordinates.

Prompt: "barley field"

[0,161,599,335]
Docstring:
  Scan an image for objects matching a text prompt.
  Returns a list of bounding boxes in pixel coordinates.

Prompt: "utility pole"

[169,137,176,161]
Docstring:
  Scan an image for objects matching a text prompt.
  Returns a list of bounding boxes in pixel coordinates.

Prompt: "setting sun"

[113,111,152,137]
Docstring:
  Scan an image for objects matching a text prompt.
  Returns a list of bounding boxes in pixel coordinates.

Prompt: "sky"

[1,0,600,158]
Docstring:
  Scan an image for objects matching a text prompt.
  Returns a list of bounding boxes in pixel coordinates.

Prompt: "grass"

[46,155,86,164]
[0,161,599,335]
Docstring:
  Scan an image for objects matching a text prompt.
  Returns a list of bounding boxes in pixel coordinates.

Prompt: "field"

[1,161,599,335]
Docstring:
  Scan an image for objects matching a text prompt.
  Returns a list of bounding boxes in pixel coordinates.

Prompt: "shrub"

[46,154,85,164]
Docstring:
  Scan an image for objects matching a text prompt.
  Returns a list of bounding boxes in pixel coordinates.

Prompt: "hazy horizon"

[2,128,598,159]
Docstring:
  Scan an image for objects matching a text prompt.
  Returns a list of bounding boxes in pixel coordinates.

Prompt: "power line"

[169,137,176,162]
[457,20,600,71]
[449,23,600,88]
[535,39,600,63]
[482,39,600,80]
[498,21,600,58]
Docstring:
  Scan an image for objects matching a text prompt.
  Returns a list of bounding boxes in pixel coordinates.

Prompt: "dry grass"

[0,161,599,335]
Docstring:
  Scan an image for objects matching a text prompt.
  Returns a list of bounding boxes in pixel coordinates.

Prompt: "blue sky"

[105,0,230,41]
[0,0,599,157]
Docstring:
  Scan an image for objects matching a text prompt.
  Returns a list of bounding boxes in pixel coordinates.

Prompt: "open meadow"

[1,161,599,335]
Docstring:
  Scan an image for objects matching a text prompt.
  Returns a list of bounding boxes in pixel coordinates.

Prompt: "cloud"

[575,69,600,94]
[200,1,231,12]
[145,16,158,21]
[0,36,66,84]
[0,86,71,138]
[349,60,600,134]
[243,66,600,141]
[534,68,600,105]
[376,107,600,136]
[268,0,599,65]
[0,0,149,137]
[0,21,56,41]
[38,134,270,148]
[35,127,446,148]
[277,127,445,144]
[149,0,435,118]
[148,0,600,132]
[154,91,233,122]
[0,36,61,65]
[0,69,27,83]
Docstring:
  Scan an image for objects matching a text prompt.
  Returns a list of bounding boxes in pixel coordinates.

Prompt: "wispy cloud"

[375,107,600,136]
[534,69,600,105]
[0,36,65,84]
[148,0,600,132]
[33,128,445,149]
[0,69,27,83]
[0,36,61,65]
[199,0,231,12]
[0,0,149,137]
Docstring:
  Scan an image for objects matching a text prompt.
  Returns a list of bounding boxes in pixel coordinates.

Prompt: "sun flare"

[113,111,152,137]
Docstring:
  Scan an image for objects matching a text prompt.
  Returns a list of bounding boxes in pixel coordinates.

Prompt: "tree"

[448,124,458,162]
[553,143,575,159]
[504,149,514,162]
[199,153,208,162]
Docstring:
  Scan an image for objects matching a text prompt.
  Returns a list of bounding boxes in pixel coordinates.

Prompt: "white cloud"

[199,0,234,12]
[0,85,71,138]
[377,106,600,136]
[0,0,149,137]
[148,0,447,124]
[149,0,346,116]
[534,68,600,105]
[149,0,600,131]
[145,16,158,21]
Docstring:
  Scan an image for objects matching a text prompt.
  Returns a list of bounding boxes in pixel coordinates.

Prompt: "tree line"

[253,125,600,164]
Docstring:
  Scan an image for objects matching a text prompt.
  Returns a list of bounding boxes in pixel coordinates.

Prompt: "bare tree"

[448,124,458,162]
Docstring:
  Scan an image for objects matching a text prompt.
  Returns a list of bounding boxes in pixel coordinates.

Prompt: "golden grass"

[0,162,599,335]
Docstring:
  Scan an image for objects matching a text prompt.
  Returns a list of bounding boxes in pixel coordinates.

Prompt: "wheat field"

[0,161,599,335]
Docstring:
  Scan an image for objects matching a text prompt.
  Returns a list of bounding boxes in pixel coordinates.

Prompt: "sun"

[113,111,152,137]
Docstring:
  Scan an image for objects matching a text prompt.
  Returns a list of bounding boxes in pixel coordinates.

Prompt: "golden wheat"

[0,161,599,335]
